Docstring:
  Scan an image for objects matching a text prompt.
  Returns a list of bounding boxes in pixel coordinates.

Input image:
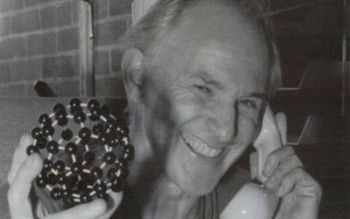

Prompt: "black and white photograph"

[0,0,348,218]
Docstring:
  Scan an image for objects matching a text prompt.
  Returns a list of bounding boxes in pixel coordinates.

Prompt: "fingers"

[263,146,295,178]
[46,192,123,219]
[249,152,258,179]
[262,145,322,203]
[8,153,43,219]
[275,167,304,197]
[294,170,322,203]
[8,134,33,184]
[46,199,107,219]
[276,167,322,203]
[264,153,303,190]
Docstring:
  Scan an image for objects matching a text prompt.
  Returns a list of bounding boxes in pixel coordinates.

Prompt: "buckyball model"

[26,98,134,211]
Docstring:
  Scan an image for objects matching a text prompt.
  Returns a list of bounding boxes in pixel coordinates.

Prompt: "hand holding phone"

[221,107,322,219]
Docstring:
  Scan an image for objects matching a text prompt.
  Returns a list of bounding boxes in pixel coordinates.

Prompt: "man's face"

[140,2,270,195]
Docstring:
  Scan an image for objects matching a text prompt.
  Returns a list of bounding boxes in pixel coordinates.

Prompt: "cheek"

[143,89,200,153]
[171,102,202,126]
[143,92,174,155]
[170,90,206,125]
[222,116,259,170]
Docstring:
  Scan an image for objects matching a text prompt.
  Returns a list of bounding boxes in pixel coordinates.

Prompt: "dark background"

[270,1,349,218]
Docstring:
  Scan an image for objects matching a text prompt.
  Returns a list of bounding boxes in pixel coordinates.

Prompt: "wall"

[0,0,131,97]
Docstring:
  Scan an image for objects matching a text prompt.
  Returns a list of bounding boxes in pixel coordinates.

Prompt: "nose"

[206,103,236,144]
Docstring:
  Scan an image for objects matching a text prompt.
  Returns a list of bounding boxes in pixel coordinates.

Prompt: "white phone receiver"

[220,106,283,219]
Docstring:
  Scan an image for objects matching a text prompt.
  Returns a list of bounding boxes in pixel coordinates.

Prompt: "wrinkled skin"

[129,0,270,195]
[124,1,321,218]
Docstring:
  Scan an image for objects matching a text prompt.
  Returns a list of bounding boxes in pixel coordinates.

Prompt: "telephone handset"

[220,106,283,219]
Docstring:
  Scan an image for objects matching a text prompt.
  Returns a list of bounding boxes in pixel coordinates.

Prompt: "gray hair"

[119,0,281,95]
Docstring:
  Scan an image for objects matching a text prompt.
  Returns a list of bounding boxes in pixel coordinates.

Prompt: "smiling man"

[7,0,321,218]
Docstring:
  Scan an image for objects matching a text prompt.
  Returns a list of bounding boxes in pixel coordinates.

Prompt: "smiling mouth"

[181,133,223,158]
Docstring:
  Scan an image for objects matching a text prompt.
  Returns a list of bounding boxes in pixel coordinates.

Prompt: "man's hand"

[263,146,322,219]
[250,113,322,219]
[7,135,123,219]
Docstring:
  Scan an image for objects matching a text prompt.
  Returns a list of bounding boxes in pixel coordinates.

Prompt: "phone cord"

[199,187,219,219]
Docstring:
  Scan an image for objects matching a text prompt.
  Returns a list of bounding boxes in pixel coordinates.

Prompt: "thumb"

[47,192,124,219]
[10,153,43,198]
[8,153,43,219]
[8,134,34,184]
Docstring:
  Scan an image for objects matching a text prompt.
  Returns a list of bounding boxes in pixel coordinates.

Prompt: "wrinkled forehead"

[145,1,270,92]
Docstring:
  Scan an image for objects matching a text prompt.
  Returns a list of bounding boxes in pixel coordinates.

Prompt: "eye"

[239,98,258,110]
[193,84,212,94]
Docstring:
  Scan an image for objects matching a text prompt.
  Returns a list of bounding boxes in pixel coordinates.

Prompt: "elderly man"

[7,0,322,218]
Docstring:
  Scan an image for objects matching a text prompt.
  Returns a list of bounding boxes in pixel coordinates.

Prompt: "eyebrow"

[192,72,224,90]
[247,93,268,101]
[191,72,268,100]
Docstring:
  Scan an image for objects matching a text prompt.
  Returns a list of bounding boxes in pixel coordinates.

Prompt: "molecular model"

[26,98,134,208]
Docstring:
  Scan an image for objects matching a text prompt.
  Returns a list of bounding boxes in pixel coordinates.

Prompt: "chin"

[164,131,249,196]
[164,139,225,196]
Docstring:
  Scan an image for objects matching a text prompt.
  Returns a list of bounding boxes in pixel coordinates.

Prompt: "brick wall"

[0,0,131,97]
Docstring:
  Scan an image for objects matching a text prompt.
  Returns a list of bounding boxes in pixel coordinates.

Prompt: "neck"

[128,159,200,219]
[128,144,200,219]
[126,111,200,219]
[142,175,199,219]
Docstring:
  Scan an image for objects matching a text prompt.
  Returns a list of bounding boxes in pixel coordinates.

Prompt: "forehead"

[146,1,270,95]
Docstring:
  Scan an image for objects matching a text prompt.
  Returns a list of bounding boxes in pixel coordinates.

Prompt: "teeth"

[182,134,222,158]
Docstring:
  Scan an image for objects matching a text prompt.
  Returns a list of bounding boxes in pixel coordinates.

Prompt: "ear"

[121,48,145,103]
[253,105,283,182]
